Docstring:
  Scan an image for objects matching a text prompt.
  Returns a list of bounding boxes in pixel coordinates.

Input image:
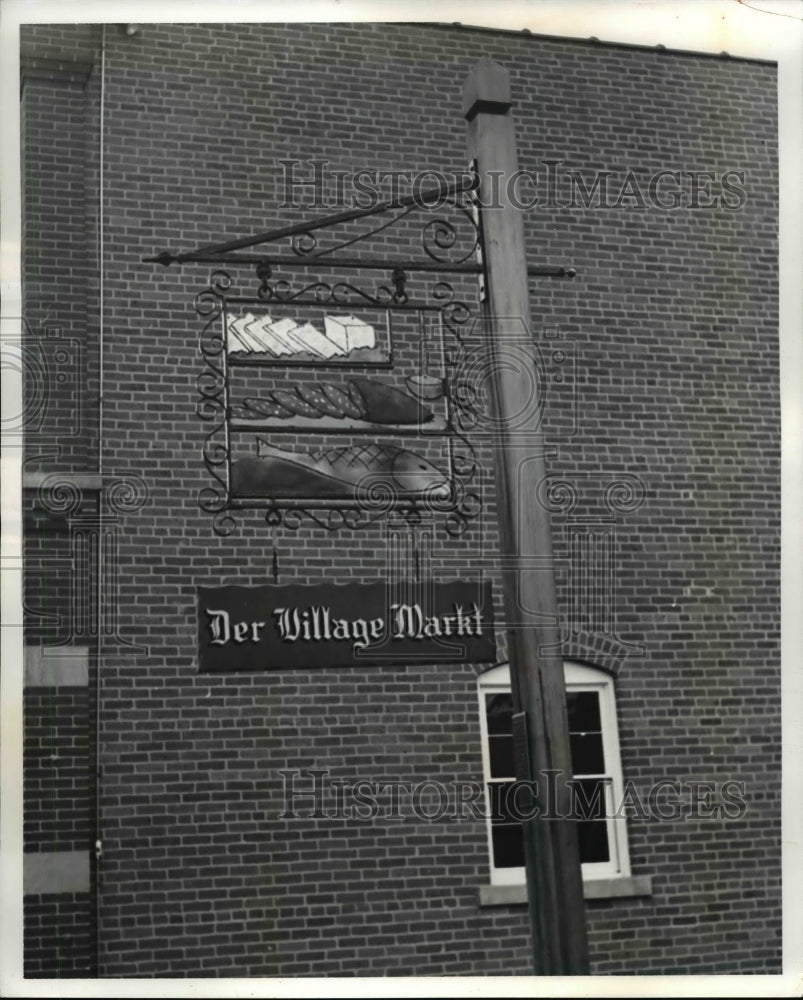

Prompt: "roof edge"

[416,20,778,67]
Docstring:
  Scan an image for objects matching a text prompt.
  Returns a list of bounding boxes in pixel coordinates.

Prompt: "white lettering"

[332,618,349,641]
[211,595,485,655]
[454,604,471,636]
[310,606,321,640]
[391,603,423,639]
[423,616,442,637]
[207,609,267,645]
[274,607,302,642]
[206,608,230,645]
[352,618,369,650]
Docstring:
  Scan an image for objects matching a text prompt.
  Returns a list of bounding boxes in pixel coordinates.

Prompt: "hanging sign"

[198,580,495,672]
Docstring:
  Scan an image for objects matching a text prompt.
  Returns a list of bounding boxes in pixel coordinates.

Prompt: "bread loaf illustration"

[271,389,322,419]
[322,384,362,420]
[346,382,368,419]
[239,378,432,425]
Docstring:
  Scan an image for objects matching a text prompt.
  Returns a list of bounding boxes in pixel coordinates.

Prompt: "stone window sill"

[479,875,652,907]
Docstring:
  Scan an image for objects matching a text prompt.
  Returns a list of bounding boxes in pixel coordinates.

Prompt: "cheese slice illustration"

[324,315,376,353]
[244,315,294,355]
[227,313,264,352]
[228,312,380,359]
[286,321,346,359]
[242,315,278,353]
[263,317,303,355]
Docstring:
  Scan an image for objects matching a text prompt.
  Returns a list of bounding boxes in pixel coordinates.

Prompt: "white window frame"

[477,661,631,887]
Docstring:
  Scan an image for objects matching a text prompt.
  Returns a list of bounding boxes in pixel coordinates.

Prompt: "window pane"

[483,675,622,877]
[576,820,610,863]
[569,777,608,820]
[566,690,601,732]
[492,824,525,868]
[488,781,531,822]
[488,781,507,821]
[569,732,605,774]
[485,692,513,734]
[488,734,515,778]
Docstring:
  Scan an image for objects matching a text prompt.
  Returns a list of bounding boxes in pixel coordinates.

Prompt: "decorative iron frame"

[146,168,575,535]
[195,270,481,536]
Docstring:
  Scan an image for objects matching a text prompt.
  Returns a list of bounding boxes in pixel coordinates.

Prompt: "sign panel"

[198,580,495,672]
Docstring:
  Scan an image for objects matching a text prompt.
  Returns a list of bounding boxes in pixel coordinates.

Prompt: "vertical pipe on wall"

[92,21,106,978]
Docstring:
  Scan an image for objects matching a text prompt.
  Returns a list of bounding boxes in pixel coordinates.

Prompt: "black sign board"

[198,580,495,672]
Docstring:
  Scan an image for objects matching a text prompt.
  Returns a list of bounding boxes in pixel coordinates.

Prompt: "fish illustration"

[230,440,451,499]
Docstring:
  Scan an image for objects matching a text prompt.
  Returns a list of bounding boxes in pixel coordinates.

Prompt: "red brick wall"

[21,21,780,977]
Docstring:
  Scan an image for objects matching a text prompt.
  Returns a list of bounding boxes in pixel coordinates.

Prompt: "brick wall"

[21,25,101,474]
[22,490,101,976]
[24,893,94,978]
[24,686,91,850]
[21,21,780,977]
[23,683,96,978]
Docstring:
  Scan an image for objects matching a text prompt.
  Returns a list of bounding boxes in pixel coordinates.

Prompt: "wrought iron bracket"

[146,164,576,534]
[144,165,576,286]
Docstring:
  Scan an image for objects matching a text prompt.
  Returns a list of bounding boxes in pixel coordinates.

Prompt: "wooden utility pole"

[464,58,590,975]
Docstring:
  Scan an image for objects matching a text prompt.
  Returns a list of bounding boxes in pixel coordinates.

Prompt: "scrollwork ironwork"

[196,271,234,534]
[255,276,399,308]
[262,503,393,532]
[421,197,480,267]
[243,197,481,270]
[432,281,471,337]
[441,431,482,536]
[193,186,485,538]
[194,270,232,317]
[450,436,478,481]
[154,162,582,539]
[445,491,482,537]
[291,231,317,256]
[303,203,417,260]
[211,510,237,536]
[196,371,226,418]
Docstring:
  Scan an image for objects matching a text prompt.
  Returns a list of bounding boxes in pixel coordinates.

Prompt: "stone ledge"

[479,875,652,907]
[24,851,90,895]
[22,472,103,491]
[24,646,90,687]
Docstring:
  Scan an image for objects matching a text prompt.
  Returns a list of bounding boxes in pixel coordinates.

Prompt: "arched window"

[477,661,631,886]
